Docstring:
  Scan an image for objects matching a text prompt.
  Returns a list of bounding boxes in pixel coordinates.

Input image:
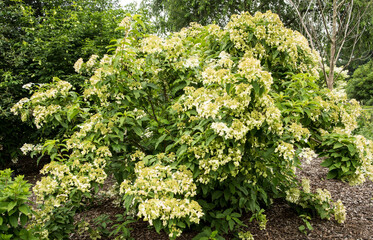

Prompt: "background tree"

[288,0,372,90]
[142,0,297,33]
[346,60,373,106]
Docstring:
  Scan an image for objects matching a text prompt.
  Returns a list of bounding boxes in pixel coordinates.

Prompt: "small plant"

[0,169,35,240]
[249,209,267,230]
[39,206,76,240]
[192,227,224,240]
[319,132,373,185]
[238,231,254,240]
[286,178,346,224]
[110,214,135,240]
[298,214,313,235]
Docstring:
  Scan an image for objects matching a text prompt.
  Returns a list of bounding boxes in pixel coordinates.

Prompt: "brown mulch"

[244,157,373,240]
[8,156,373,239]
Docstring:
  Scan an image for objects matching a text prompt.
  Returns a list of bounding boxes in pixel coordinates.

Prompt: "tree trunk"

[327,0,337,90]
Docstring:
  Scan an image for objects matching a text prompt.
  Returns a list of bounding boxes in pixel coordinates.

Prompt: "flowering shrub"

[12,11,372,238]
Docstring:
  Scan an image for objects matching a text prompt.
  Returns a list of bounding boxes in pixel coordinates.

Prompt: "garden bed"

[13,155,373,240]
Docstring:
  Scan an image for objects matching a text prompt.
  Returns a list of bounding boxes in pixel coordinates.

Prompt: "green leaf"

[176,144,187,156]
[133,126,142,136]
[206,134,217,146]
[155,134,167,150]
[153,220,161,233]
[252,81,260,94]
[18,205,30,215]
[347,144,356,155]
[326,170,338,179]
[299,225,305,231]
[321,158,333,167]
[9,215,18,228]
[20,214,28,226]
[211,191,223,201]
[7,202,17,212]
[306,221,313,230]
[177,222,186,228]
[333,143,344,149]
[67,107,79,122]
[0,216,3,225]
[228,220,234,231]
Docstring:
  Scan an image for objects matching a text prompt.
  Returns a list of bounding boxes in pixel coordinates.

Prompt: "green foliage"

[354,106,373,140]
[144,0,297,33]
[0,169,35,240]
[298,214,313,235]
[0,0,128,165]
[319,133,373,185]
[11,11,371,238]
[347,60,373,106]
[39,206,76,240]
[109,214,135,240]
[192,227,224,240]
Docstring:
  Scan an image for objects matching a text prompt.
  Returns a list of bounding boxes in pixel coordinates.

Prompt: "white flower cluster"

[33,105,61,129]
[314,188,332,203]
[137,197,203,226]
[285,187,300,203]
[193,140,243,183]
[299,148,317,164]
[287,122,310,142]
[225,11,320,74]
[334,200,346,224]
[301,178,311,193]
[119,16,131,29]
[141,35,163,54]
[275,141,295,161]
[86,54,99,68]
[120,163,197,198]
[74,58,83,73]
[20,143,43,155]
[119,163,203,234]
[183,55,199,68]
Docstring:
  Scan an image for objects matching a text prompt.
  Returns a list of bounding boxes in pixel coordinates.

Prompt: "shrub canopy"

[12,11,372,238]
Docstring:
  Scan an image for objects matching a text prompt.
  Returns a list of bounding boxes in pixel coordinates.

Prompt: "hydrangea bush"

[11,12,373,238]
